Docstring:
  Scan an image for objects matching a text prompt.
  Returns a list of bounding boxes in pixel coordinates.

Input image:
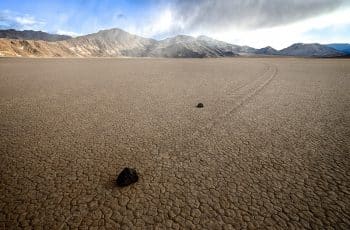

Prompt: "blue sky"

[0,0,349,48]
[0,0,159,36]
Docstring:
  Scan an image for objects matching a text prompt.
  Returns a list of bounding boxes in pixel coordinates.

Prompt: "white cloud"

[207,7,350,49]
[15,16,38,25]
[169,0,349,31]
[56,29,81,37]
[147,9,174,35]
[132,4,349,49]
[0,10,45,30]
[126,8,185,38]
[122,1,350,48]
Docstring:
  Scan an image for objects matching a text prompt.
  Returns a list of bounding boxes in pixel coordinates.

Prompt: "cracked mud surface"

[0,58,349,229]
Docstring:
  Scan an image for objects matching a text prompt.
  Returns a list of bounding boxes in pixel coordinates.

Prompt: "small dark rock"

[116,167,139,187]
[196,103,204,108]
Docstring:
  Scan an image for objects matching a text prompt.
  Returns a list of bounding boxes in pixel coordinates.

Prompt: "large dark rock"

[196,103,204,108]
[116,167,139,187]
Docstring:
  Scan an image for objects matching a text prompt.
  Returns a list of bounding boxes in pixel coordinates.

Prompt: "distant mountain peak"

[326,43,350,55]
[280,43,345,57]
[0,29,71,41]
[171,35,196,41]
[96,28,129,34]
[197,35,214,41]
[255,46,279,55]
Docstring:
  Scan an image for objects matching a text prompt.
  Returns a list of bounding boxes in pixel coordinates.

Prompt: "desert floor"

[0,57,349,229]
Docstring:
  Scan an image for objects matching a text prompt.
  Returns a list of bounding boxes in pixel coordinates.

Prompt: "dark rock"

[116,167,139,187]
[196,103,204,108]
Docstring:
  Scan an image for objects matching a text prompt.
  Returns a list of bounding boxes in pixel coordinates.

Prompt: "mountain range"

[0,29,72,42]
[0,28,348,58]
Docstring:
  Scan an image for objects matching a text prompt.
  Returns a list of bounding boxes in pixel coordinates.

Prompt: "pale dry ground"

[0,57,349,229]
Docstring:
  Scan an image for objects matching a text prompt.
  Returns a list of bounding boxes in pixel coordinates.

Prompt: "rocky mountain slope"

[279,43,344,57]
[327,43,350,55]
[0,39,74,57]
[255,46,279,55]
[0,29,71,41]
[148,35,238,57]
[0,28,347,58]
[65,28,157,57]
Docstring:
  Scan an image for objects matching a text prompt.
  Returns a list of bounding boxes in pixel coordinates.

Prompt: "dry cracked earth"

[0,57,349,229]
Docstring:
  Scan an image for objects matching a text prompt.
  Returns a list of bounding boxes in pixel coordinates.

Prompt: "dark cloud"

[117,14,126,19]
[169,0,348,32]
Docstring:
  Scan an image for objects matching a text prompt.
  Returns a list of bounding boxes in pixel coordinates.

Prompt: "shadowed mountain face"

[149,35,238,57]
[279,43,345,57]
[255,46,279,55]
[0,28,346,57]
[327,44,350,55]
[0,29,72,41]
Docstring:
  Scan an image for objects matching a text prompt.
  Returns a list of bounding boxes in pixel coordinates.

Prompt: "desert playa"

[0,57,349,229]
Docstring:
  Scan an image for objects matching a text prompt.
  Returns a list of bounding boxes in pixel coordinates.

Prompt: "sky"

[0,0,349,49]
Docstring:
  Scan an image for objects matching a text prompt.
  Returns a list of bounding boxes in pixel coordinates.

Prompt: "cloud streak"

[0,10,45,30]
[165,0,348,33]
